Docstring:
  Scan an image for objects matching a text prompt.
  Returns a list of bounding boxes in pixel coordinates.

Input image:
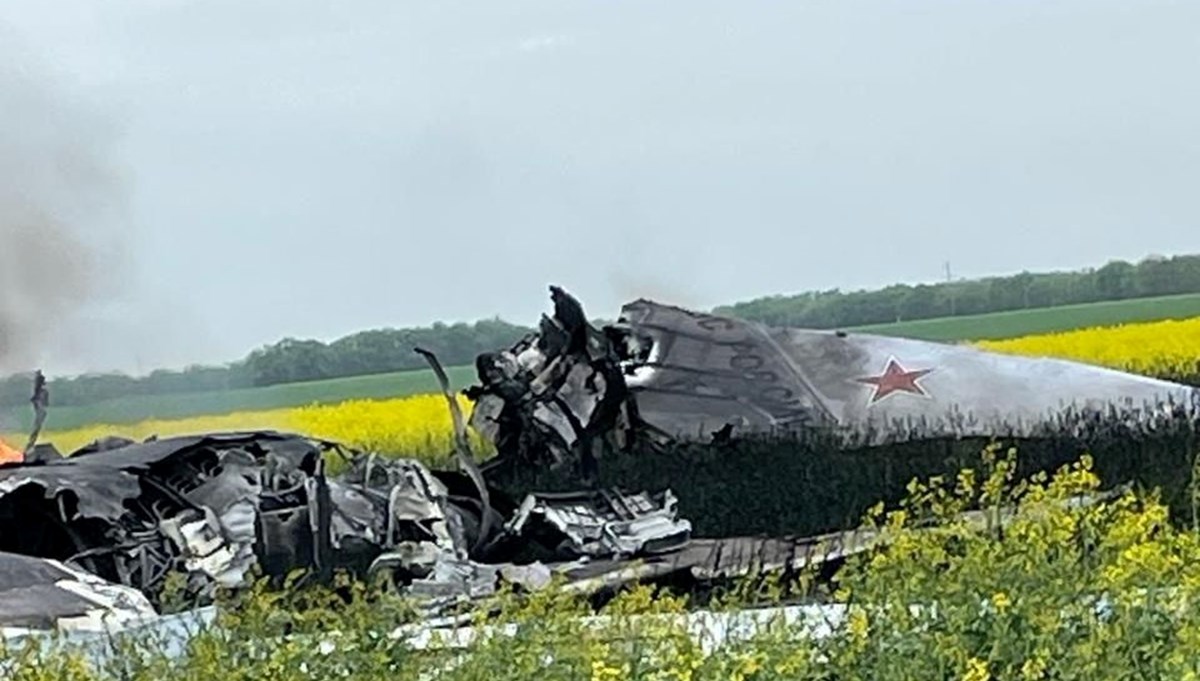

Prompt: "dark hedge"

[489,418,1200,538]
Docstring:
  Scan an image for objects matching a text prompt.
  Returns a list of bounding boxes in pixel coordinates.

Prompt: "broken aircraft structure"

[0,429,833,633]
[467,287,1199,471]
[0,286,1197,633]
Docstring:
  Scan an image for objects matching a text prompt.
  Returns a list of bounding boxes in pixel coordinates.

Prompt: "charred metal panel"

[0,552,157,633]
[506,489,692,558]
[616,299,834,441]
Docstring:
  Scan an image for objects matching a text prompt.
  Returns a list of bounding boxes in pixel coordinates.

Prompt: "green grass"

[848,292,1200,341]
[2,365,478,432]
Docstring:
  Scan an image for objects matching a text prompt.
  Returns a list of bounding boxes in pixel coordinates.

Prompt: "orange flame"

[0,439,22,464]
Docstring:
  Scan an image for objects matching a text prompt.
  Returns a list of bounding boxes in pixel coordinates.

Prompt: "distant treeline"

[714,254,1200,329]
[3,254,1198,410]
[0,319,531,409]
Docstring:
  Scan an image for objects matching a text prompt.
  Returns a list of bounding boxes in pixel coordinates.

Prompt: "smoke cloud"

[0,40,129,375]
[605,268,706,313]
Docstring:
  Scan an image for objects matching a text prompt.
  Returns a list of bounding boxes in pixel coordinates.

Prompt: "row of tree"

[3,254,1197,409]
[713,254,1200,329]
[0,318,531,408]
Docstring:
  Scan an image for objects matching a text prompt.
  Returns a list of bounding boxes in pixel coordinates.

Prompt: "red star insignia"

[856,358,933,404]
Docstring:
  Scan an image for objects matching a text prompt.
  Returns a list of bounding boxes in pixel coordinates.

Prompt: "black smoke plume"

[0,41,128,375]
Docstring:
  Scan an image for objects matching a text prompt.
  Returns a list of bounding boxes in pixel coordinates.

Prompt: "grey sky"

[2,0,1197,376]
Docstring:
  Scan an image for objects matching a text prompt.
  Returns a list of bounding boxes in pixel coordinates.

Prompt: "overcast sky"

[1,0,1197,376]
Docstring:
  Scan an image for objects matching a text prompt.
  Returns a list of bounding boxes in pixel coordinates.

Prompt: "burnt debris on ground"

[0,427,845,632]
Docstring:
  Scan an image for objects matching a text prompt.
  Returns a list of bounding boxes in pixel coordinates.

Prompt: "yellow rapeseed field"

[8,393,483,465]
[2,408,297,457]
[975,316,1200,383]
[289,393,489,463]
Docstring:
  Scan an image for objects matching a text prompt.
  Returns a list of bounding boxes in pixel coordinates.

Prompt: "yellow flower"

[963,657,991,681]
[1022,655,1048,679]
[591,658,628,681]
[847,608,870,641]
[730,651,765,681]
[991,591,1012,612]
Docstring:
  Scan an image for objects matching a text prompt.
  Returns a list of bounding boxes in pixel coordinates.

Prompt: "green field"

[2,365,478,432]
[849,292,1200,342]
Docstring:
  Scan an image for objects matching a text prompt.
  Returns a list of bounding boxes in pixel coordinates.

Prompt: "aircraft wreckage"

[0,287,1196,634]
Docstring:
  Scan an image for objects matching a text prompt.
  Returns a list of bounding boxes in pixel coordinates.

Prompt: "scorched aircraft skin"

[617,299,1198,444]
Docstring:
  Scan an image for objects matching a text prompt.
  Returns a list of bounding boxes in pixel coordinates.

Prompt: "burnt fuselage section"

[0,432,494,607]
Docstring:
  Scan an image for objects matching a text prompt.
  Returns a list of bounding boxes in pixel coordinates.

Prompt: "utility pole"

[945,261,956,316]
